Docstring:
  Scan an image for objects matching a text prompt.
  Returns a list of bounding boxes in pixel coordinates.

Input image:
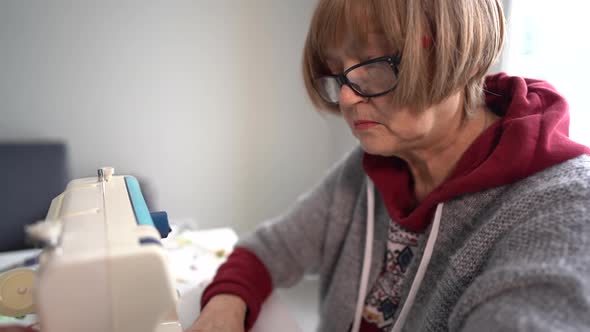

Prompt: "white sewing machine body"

[31,169,182,332]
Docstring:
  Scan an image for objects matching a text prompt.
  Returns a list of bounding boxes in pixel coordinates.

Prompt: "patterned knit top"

[360,221,423,331]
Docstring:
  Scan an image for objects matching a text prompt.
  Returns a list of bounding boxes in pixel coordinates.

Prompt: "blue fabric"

[0,143,68,251]
[139,237,162,246]
[124,176,154,228]
[150,211,171,238]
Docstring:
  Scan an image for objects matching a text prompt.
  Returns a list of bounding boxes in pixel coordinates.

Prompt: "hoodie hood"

[364,73,590,232]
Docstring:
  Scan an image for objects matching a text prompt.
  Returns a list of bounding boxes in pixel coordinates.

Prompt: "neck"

[400,106,499,203]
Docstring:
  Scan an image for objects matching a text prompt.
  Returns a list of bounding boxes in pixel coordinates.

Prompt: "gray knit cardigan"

[239,147,590,331]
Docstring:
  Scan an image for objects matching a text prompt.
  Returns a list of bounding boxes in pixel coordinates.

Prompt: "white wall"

[0,0,356,234]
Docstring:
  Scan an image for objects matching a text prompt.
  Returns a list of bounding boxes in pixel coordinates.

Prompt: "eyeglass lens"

[316,59,397,104]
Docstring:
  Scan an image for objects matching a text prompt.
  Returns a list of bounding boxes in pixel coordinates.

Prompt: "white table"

[0,246,302,332]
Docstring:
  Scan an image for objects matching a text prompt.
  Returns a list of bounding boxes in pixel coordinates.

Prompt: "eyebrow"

[322,34,393,62]
[323,48,391,67]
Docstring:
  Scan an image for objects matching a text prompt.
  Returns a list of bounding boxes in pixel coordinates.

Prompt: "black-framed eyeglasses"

[314,54,401,105]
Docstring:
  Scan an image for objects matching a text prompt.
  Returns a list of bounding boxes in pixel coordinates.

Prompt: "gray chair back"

[0,143,68,252]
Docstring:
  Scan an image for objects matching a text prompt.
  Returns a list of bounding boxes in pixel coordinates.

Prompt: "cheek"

[376,105,434,139]
[339,107,355,127]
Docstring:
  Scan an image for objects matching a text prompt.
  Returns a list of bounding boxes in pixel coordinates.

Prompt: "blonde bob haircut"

[302,0,506,114]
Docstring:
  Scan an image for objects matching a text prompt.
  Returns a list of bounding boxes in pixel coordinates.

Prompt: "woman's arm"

[196,148,365,330]
[450,187,590,332]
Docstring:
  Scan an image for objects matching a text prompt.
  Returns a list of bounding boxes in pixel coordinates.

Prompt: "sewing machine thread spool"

[98,167,115,182]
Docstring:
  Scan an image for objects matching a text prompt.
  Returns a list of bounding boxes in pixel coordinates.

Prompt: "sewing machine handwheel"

[0,268,35,317]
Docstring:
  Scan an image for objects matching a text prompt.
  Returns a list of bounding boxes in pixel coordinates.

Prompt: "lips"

[353,120,380,130]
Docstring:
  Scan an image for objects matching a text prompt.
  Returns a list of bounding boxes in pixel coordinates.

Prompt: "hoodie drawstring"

[391,202,444,332]
[351,178,444,332]
[351,179,375,332]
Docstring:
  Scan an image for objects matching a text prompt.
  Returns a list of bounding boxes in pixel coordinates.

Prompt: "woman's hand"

[185,294,247,332]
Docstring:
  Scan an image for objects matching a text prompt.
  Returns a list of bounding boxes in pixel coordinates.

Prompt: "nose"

[339,83,366,106]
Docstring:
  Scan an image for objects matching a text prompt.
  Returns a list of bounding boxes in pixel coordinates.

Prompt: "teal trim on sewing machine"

[124,176,154,227]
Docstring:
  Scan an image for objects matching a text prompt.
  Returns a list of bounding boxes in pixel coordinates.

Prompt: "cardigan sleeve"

[450,178,590,332]
[201,147,365,330]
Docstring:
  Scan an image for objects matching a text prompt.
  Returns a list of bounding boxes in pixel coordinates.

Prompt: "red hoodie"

[200,73,590,330]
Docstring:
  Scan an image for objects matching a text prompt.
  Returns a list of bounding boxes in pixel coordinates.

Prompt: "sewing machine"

[0,167,182,332]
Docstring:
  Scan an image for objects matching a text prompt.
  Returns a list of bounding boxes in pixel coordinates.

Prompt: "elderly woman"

[190,0,590,331]
[189,0,590,332]
[2,0,585,332]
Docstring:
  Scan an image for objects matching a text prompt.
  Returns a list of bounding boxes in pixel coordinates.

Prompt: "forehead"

[322,33,393,61]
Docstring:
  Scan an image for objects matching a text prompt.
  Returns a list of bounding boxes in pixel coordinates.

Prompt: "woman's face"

[325,34,463,158]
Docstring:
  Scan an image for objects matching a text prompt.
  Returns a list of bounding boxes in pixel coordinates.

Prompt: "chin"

[358,139,399,157]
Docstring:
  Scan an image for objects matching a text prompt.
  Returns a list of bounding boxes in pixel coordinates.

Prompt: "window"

[503,0,590,145]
